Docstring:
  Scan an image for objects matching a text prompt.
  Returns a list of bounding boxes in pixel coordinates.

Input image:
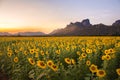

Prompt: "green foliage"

[0,37,120,80]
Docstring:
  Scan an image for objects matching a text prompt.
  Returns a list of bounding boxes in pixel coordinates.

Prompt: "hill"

[50,19,120,36]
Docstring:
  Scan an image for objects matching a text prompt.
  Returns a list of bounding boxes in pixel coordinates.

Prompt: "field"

[0,37,120,80]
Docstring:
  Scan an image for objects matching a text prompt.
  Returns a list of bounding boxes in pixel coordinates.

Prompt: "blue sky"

[0,0,120,33]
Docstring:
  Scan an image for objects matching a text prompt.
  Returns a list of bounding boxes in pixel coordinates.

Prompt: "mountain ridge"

[0,32,46,36]
[0,19,120,36]
[50,19,120,36]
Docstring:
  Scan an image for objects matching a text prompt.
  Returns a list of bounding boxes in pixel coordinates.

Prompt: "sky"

[0,0,120,33]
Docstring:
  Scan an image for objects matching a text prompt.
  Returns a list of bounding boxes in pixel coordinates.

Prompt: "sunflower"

[81,48,85,52]
[15,49,19,54]
[28,58,35,65]
[7,52,12,57]
[35,52,39,58]
[86,60,91,66]
[47,60,54,67]
[37,60,46,69]
[71,59,75,65]
[19,47,23,51]
[81,53,87,58]
[66,47,70,51]
[76,51,80,55]
[14,57,19,63]
[115,43,120,47]
[96,70,106,77]
[34,48,39,53]
[105,55,111,60]
[89,64,98,73]
[65,58,71,64]
[24,51,28,55]
[116,68,120,76]
[56,50,60,55]
[108,48,115,54]
[46,51,49,55]
[86,49,92,54]
[101,55,106,60]
[98,45,103,50]
[30,49,34,54]
[79,56,82,61]
[104,50,110,55]
[51,64,58,71]
[40,50,44,56]
[7,47,11,51]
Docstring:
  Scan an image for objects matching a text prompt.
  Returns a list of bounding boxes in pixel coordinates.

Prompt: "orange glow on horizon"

[0,26,53,34]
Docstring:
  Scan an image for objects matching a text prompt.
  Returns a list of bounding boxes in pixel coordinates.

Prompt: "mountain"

[16,32,45,36]
[66,19,92,28]
[0,32,46,36]
[112,20,120,26]
[50,19,91,35]
[50,19,120,36]
[49,29,62,35]
[0,32,12,36]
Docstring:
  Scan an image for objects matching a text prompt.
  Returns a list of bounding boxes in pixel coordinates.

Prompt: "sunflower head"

[98,45,103,50]
[76,51,80,55]
[81,53,87,58]
[65,58,71,64]
[96,70,106,77]
[37,60,46,69]
[71,59,75,65]
[14,57,19,63]
[35,52,39,58]
[24,51,28,55]
[34,48,39,53]
[104,50,110,55]
[86,49,92,54]
[40,51,44,56]
[108,48,115,54]
[47,60,54,67]
[116,68,120,76]
[101,55,106,60]
[81,48,85,52]
[28,58,35,65]
[7,52,12,57]
[79,56,83,61]
[115,42,120,47]
[56,50,60,55]
[30,49,34,54]
[15,49,19,53]
[89,64,98,73]
[51,64,58,71]
[7,47,11,51]
[105,55,111,60]
[66,47,70,51]
[86,60,91,66]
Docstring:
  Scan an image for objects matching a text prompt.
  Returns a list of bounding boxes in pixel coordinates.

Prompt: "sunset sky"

[0,0,120,33]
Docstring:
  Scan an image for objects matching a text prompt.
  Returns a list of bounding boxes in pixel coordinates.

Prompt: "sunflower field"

[0,37,120,80]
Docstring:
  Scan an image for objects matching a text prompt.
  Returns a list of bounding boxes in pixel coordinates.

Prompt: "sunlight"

[0,18,24,29]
